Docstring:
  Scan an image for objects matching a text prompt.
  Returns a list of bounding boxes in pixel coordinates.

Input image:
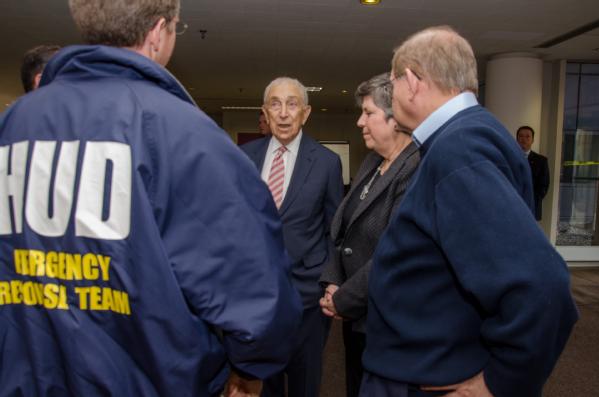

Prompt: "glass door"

[557,63,599,259]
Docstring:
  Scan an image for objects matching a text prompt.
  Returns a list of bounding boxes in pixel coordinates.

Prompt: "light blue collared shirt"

[412,92,479,146]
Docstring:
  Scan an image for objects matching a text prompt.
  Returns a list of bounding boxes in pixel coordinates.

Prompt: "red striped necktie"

[268,146,287,208]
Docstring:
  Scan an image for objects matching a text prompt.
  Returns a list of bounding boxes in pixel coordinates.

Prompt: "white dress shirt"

[261,130,303,202]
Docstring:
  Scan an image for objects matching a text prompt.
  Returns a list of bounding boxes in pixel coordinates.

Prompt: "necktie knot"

[276,146,287,156]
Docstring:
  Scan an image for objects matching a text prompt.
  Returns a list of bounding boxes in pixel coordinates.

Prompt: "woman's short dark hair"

[355,73,394,120]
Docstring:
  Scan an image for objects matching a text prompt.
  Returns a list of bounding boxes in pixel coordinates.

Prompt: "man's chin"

[273,130,298,143]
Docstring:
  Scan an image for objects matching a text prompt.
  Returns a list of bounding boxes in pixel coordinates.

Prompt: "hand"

[421,372,493,397]
[319,284,342,319]
[223,370,262,397]
[325,284,339,296]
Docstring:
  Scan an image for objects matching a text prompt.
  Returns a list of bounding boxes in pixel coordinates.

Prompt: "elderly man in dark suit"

[241,76,344,397]
[517,125,550,220]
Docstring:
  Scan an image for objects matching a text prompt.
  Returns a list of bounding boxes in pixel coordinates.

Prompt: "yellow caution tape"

[563,161,599,167]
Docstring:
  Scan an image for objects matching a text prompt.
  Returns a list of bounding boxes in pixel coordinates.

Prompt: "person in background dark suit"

[517,125,550,220]
[20,45,61,93]
[241,76,344,397]
[259,112,271,135]
[319,73,420,397]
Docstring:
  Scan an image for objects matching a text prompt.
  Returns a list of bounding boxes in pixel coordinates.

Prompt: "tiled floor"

[570,267,599,307]
[544,266,599,396]
[321,266,599,397]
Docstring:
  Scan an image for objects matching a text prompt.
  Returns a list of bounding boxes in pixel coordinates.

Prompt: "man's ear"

[33,72,43,90]
[301,105,312,125]
[147,17,167,54]
[405,68,420,100]
[261,106,270,124]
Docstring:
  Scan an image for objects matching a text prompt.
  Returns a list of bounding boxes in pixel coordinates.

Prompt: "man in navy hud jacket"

[0,0,301,396]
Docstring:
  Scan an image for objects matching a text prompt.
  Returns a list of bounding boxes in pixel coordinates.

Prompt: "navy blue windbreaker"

[0,45,302,397]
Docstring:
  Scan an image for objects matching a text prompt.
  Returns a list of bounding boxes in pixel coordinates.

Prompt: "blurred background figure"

[258,111,271,135]
[517,125,550,220]
[20,44,60,92]
[319,73,420,397]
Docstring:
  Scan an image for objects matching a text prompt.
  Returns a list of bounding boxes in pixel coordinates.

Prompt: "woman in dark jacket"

[319,73,420,397]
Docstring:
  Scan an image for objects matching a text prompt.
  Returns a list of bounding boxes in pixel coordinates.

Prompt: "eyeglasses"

[175,21,188,36]
[266,98,302,112]
[390,69,422,82]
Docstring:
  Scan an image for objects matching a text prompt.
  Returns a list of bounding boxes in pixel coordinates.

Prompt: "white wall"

[540,60,566,242]
[485,53,544,150]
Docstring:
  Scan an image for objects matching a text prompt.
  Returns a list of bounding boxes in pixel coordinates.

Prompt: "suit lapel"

[528,151,539,168]
[330,152,381,240]
[347,143,418,227]
[248,137,270,170]
[279,134,315,215]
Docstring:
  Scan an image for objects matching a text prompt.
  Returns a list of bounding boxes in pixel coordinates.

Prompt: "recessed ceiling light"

[306,86,323,92]
[221,106,262,110]
[321,108,328,112]
[341,90,348,94]
[360,0,380,5]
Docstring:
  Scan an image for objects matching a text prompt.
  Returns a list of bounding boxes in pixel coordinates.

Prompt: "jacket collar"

[278,133,315,215]
[41,45,196,107]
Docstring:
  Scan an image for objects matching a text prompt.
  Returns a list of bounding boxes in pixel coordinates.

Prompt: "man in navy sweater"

[361,26,578,397]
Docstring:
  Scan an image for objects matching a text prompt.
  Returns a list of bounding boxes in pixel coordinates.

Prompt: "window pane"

[578,75,599,130]
[566,62,581,74]
[557,65,599,246]
[581,63,599,74]
[563,74,579,131]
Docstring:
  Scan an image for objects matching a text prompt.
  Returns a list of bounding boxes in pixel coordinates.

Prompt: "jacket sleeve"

[324,154,344,258]
[434,160,578,397]
[319,175,347,288]
[158,124,302,379]
[331,258,371,320]
[319,247,345,286]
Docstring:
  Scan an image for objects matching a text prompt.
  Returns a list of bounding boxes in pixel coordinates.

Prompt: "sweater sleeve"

[434,160,578,397]
[319,249,345,287]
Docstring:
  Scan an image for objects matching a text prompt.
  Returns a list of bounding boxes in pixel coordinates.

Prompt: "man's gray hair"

[391,25,478,95]
[69,0,180,47]
[355,73,394,120]
[263,77,309,105]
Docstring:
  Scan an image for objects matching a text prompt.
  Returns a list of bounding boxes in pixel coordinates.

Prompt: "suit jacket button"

[343,248,352,256]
